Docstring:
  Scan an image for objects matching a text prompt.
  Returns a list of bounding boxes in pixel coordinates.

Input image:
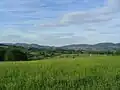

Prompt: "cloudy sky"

[0,0,120,46]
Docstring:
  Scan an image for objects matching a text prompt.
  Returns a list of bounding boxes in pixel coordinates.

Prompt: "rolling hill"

[1,42,120,51]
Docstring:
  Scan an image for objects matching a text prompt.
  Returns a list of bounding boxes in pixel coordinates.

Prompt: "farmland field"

[0,55,120,90]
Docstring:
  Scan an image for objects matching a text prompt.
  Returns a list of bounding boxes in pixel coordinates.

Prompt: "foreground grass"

[0,56,120,90]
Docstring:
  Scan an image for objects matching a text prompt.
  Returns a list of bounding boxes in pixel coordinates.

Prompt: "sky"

[0,0,120,46]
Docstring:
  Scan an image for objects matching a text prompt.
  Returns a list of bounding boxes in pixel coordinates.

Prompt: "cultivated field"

[0,56,120,90]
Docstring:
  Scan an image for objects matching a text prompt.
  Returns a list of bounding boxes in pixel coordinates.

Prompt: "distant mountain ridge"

[0,43,55,49]
[60,43,120,51]
[0,42,120,51]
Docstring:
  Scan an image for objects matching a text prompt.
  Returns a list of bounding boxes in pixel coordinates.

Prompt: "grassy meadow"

[0,55,120,89]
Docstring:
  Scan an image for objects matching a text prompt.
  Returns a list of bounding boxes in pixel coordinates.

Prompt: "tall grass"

[0,56,120,89]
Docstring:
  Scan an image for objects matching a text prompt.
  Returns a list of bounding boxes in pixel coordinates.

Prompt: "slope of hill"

[1,42,120,51]
[60,43,120,51]
[1,43,53,49]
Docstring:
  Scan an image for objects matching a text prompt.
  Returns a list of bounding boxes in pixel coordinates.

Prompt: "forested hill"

[0,42,120,61]
[1,42,120,51]
[60,43,120,51]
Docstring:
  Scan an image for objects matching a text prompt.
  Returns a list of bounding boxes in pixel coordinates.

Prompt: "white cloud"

[40,23,67,27]
[0,28,81,46]
[40,0,120,27]
[107,0,120,10]
[60,0,120,25]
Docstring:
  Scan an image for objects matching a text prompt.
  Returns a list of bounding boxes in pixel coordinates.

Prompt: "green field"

[0,56,120,90]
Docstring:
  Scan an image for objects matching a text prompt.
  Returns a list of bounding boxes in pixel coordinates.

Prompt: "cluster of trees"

[0,47,28,61]
[27,48,120,60]
[86,50,120,55]
[0,45,120,61]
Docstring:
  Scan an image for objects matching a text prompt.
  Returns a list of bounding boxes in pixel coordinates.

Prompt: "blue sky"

[0,0,120,46]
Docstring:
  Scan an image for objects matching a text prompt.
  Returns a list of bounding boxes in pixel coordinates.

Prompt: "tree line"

[0,46,120,61]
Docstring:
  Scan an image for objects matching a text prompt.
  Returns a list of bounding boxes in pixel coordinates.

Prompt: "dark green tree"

[0,47,6,61]
[4,48,28,61]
